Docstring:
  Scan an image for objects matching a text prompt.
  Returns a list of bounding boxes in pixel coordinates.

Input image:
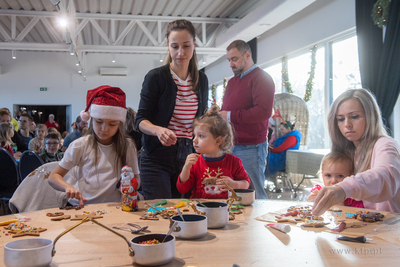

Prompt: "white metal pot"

[228,189,255,205]
[196,202,229,229]
[4,238,53,267]
[3,217,135,267]
[130,234,175,266]
[170,214,207,239]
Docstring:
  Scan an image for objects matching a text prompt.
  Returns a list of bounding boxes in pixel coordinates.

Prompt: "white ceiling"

[0,0,316,76]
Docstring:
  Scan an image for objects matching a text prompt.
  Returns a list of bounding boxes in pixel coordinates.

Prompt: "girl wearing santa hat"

[49,86,140,207]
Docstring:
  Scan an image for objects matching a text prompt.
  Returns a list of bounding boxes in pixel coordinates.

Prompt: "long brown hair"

[165,19,199,93]
[327,89,388,173]
[86,119,128,175]
[0,122,14,147]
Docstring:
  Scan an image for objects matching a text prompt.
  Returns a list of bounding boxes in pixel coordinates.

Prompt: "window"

[264,63,283,93]
[287,48,325,149]
[261,33,361,149]
[331,35,362,100]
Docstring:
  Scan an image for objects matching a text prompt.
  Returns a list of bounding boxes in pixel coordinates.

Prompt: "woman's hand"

[156,127,177,146]
[312,186,346,216]
[65,185,87,207]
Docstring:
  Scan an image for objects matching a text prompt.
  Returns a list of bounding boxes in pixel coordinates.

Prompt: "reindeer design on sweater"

[202,167,224,195]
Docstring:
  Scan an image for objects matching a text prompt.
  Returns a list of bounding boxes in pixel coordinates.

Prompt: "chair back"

[19,150,44,182]
[272,93,309,147]
[0,148,19,195]
[9,162,68,213]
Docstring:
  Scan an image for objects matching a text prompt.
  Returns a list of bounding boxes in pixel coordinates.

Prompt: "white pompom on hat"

[80,85,127,122]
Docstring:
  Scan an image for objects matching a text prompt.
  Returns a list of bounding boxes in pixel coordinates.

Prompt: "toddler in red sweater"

[177,105,250,199]
[307,151,363,208]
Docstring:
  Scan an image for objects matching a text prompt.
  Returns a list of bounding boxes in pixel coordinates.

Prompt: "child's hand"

[184,153,200,168]
[216,176,234,192]
[65,185,88,207]
[306,193,317,202]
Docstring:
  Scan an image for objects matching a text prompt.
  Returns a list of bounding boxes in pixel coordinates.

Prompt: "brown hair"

[124,107,138,133]
[0,108,11,117]
[226,40,252,56]
[321,151,354,174]
[20,113,33,122]
[165,19,199,93]
[86,119,128,175]
[193,105,234,153]
[45,132,61,142]
[36,124,47,131]
[61,131,69,139]
[0,121,14,147]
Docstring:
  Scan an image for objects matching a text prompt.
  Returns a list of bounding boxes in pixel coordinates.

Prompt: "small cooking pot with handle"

[228,189,255,205]
[4,217,175,267]
[168,214,207,239]
[191,201,229,229]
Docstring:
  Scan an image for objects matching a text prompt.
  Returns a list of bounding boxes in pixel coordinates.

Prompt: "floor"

[265,177,317,202]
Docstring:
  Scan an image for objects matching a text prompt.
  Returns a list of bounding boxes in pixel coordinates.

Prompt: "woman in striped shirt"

[136,19,209,199]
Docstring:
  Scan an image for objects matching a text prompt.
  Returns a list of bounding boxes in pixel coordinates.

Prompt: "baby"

[307,151,363,208]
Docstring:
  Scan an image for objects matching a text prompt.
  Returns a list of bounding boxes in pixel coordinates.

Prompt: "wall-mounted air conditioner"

[99,67,128,76]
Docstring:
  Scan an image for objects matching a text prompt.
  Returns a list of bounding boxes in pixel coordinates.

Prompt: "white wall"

[205,0,356,83]
[0,50,161,127]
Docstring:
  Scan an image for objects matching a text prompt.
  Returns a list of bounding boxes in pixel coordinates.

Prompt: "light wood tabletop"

[0,200,399,267]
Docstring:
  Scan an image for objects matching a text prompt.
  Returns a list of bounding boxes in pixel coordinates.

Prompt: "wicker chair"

[272,93,309,146]
[268,93,311,194]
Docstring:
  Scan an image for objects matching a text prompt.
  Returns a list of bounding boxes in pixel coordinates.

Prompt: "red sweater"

[177,154,250,199]
[221,67,275,145]
[1,141,13,155]
[270,136,297,153]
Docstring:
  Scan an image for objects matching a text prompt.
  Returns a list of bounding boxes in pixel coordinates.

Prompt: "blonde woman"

[313,89,400,215]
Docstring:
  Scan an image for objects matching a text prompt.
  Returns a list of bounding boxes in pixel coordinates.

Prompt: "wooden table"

[0,200,399,266]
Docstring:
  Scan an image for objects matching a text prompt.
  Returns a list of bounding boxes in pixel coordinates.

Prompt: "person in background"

[47,127,58,133]
[61,131,69,147]
[313,89,400,216]
[266,121,302,176]
[12,110,21,131]
[49,86,140,207]
[71,122,77,132]
[268,117,276,147]
[0,121,15,155]
[29,121,36,137]
[220,40,275,199]
[124,107,142,151]
[0,108,27,158]
[45,114,60,130]
[18,113,34,147]
[62,116,88,152]
[135,19,208,200]
[39,132,64,163]
[28,124,47,154]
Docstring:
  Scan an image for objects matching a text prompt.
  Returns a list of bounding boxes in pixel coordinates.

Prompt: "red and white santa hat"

[80,85,127,122]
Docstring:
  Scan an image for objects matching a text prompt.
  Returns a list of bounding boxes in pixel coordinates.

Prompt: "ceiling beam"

[0,42,225,55]
[0,9,239,24]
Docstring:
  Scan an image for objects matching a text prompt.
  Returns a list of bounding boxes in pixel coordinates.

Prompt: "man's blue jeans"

[232,141,269,199]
